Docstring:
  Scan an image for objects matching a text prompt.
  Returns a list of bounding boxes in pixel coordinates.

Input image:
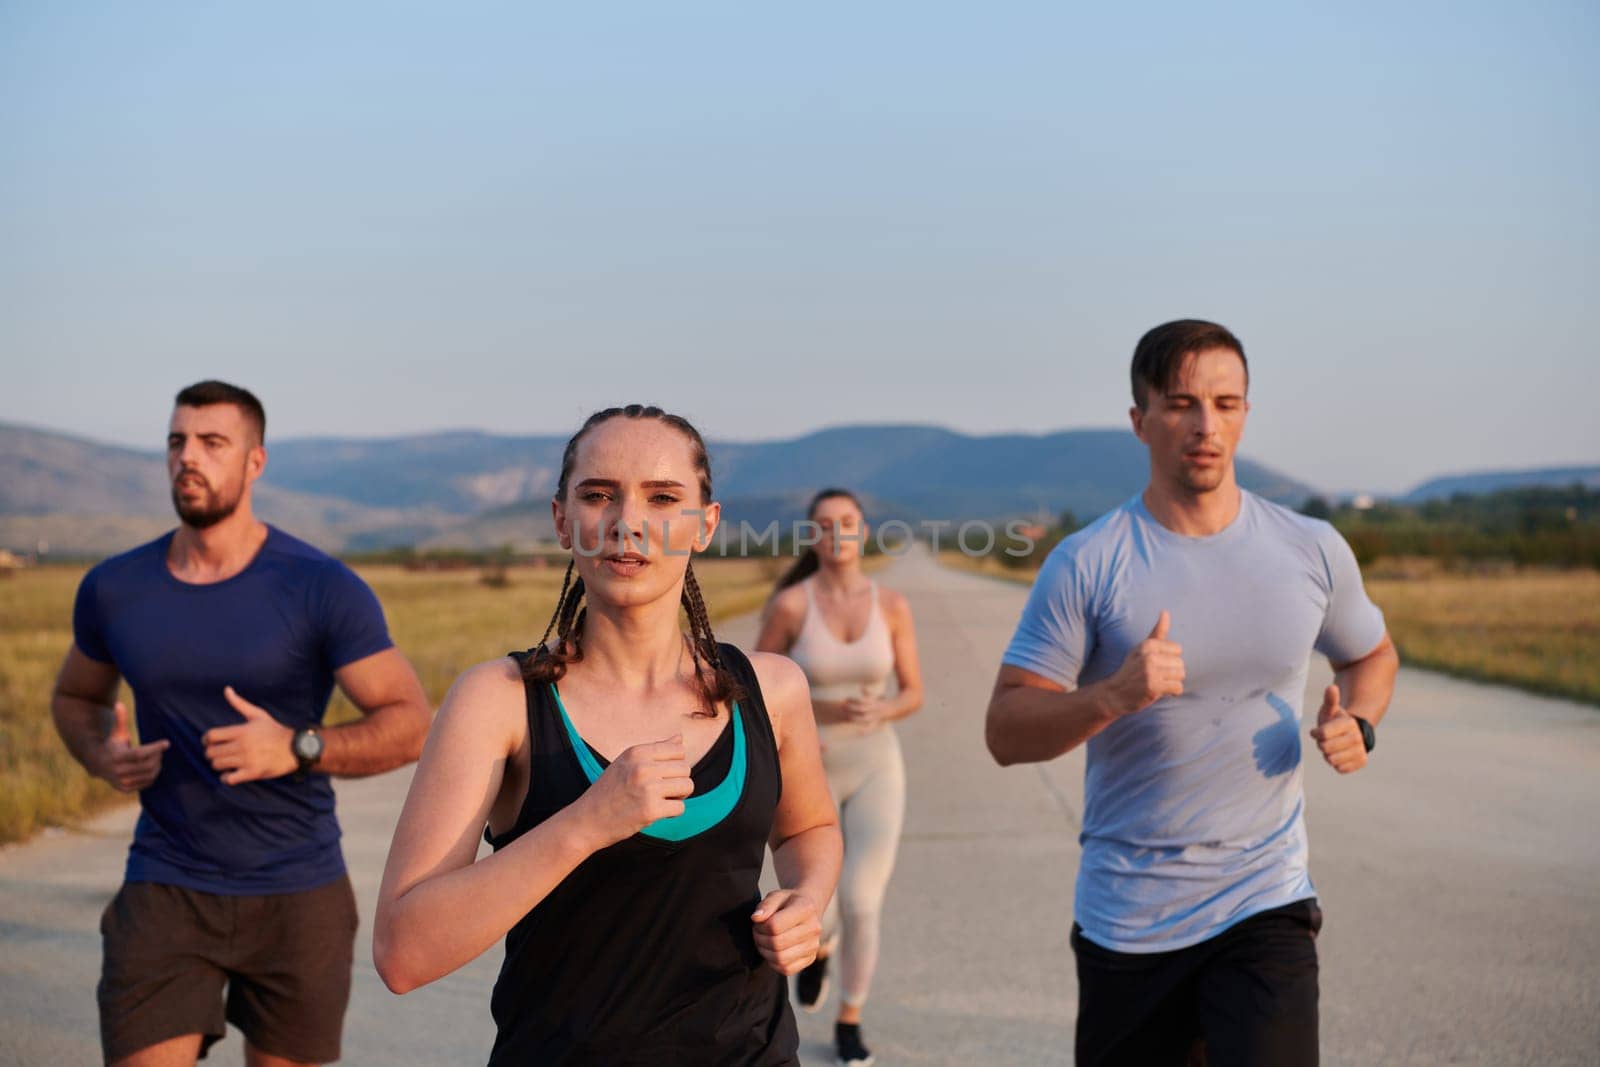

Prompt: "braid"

[682,562,744,716]
[521,561,589,685]
[537,560,575,649]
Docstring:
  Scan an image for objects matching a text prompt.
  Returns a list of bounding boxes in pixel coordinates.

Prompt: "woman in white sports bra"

[756,488,924,1067]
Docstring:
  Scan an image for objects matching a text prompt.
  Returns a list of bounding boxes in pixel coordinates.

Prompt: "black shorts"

[98,876,359,1063]
[1072,898,1322,1067]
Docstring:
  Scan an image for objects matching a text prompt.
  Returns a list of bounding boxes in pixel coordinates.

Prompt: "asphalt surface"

[3,546,1597,1065]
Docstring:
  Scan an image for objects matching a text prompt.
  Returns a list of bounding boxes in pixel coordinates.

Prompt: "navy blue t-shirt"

[72,526,393,895]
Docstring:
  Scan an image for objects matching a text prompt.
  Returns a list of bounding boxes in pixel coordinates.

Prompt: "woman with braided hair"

[374,405,842,1065]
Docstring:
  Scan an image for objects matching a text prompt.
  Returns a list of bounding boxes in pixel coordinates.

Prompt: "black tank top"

[484,643,799,1065]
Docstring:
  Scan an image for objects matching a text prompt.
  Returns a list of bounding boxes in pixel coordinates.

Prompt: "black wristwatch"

[291,727,324,780]
[1353,716,1376,754]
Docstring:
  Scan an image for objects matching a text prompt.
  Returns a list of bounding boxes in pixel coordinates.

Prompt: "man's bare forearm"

[1335,636,1399,727]
[318,700,431,777]
[986,681,1122,766]
[51,692,113,774]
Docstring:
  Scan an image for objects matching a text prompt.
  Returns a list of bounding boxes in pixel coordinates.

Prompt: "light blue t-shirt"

[1002,490,1385,952]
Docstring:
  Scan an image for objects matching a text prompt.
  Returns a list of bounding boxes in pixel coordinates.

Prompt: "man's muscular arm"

[204,648,431,784]
[51,646,171,791]
[986,611,1185,766]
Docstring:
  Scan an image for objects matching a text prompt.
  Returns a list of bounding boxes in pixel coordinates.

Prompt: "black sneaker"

[795,954,829,1013]
[835,1022,874,1067]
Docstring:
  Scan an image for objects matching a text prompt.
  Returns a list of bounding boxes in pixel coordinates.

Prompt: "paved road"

[3,548,1597,1065]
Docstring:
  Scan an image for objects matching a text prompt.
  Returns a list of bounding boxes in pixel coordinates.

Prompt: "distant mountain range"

[0,424,453,555]
[1401,465,1600,503]
[0,419,1589,556]
[254,425,1317,519]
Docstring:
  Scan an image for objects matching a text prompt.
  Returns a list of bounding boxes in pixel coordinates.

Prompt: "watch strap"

[1353,715,1376,753]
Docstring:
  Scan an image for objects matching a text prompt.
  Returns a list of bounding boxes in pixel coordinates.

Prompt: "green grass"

[0,558,780,846]
[939,550,1600,708]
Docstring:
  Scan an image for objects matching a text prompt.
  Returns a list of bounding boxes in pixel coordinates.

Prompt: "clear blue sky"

[3,1,1595,493]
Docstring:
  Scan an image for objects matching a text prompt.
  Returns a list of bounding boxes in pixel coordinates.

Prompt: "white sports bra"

[786,578,896,705]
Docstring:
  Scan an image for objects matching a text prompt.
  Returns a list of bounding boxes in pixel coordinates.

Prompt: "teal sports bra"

[549,684,748,843]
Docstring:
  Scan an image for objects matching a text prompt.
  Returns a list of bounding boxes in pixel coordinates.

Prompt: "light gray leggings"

[818,723,906,1008]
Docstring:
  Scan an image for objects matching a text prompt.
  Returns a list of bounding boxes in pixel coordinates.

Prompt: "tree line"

[1301,484,1600,569]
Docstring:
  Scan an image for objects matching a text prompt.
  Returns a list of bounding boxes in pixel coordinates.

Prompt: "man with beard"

[51,380,431,1067]
[986,321,1399,1066]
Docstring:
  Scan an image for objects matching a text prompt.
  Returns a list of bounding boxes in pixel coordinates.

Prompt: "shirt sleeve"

[1000,544,1093,689]
[316,561,395,671]
[71,565,113,664]
[1312,523,1387,665]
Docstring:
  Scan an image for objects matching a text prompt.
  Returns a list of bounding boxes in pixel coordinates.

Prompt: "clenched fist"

[841,695,889,727]
[751,889,823,975]
[578,736,694,846]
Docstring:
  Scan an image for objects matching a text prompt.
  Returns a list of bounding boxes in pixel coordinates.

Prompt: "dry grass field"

[1364,568,1600,705]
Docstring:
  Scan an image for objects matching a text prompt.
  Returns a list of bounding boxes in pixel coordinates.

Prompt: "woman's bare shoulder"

[742,648,809,717]
[766,582,809,619]
[453,654,527,693]
[434,655,530,750]
[877,584,913,621]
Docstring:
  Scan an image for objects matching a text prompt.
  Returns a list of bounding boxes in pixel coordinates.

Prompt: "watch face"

[294,730,323,762]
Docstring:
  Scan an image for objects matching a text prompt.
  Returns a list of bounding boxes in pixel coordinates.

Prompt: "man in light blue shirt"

[986,319,1399,1066]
